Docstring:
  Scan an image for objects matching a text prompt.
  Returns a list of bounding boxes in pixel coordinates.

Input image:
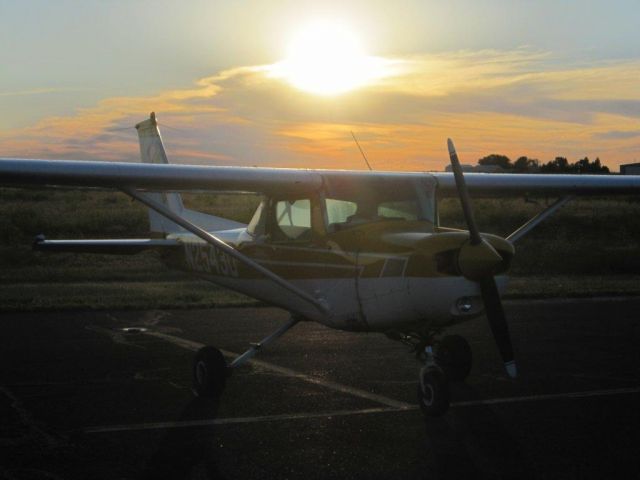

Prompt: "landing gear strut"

[417,346,450,416]
[417,335,473,415]
[191,316,301,398]
[390,329,473,416]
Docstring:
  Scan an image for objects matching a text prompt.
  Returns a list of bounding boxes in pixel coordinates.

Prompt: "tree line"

[478,154,610,174]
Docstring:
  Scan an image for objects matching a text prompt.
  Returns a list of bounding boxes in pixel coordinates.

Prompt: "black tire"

[417,367,450,416]
[192,346,228,398]
[436,334,472,382]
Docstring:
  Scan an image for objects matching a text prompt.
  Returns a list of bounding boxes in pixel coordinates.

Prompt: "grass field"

[1,187,639,310]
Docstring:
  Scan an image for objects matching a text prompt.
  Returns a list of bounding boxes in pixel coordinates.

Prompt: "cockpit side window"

[326,199,358,226]
[378,200,419,221]
[273,199,312,240]
[321,176,436,232]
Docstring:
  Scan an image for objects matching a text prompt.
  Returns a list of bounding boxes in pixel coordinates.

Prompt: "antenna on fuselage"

[350,131,373,171]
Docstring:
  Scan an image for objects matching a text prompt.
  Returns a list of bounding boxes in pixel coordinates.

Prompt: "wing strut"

[122,187,331,316]
[506,196,572,243]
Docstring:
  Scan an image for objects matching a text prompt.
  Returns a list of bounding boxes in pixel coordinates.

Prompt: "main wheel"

[436,334,472,382]
[417,366,450,416]
[192,346,228,398]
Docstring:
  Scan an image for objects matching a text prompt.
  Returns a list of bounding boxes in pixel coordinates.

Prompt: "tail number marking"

[184,243,239,277]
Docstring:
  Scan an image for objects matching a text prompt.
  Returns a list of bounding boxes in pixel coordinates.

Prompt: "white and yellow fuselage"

[168,221,512,332]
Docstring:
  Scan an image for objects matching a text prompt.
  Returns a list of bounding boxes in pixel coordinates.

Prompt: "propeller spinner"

[447,138,517,378]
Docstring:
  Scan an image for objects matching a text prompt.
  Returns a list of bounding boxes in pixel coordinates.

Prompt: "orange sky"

[1,3,639,173]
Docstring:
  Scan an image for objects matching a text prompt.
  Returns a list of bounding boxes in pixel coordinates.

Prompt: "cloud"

[0,87,92,97]
[595,130,640,140]
[1,49,639,169]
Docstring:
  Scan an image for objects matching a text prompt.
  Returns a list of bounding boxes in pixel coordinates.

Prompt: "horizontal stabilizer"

[33,235,180,254]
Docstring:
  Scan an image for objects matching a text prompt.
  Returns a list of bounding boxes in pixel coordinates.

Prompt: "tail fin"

[135,112,246,235]
[135,112,186,234]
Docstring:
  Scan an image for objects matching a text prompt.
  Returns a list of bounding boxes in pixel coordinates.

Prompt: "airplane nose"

[456,238,504,281]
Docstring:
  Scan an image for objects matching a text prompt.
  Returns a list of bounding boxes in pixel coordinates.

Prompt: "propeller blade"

[447,138,517,378]
[479,276,517,378]
[447,138,481,245]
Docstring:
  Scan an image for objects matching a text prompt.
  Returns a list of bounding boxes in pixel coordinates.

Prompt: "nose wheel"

[417,364,450,416]
[416,335,473,416]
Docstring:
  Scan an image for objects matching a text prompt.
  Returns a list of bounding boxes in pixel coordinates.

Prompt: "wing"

[0,157,322,195]
[1,158,639,197]
[431,172,640,197]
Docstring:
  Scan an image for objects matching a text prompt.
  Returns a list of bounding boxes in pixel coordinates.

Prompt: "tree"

[579,157,609,174]
[474,153,610,174]
[478,154,512,169]
[539,156,610,174]
[513,156,539,173]
[594,158,609,173]
[540,157,569,173]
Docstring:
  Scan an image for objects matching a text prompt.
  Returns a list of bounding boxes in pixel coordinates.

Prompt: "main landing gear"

[193,346,228,397]
[191,317,471,418]
[191,316,301,398]
[391,331,472,416]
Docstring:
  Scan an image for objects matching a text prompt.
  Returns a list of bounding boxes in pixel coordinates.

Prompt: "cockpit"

[323,176,435,233]
[246,175,437,243]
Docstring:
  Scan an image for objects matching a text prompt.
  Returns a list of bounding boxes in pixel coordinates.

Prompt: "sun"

[270,21,389,95]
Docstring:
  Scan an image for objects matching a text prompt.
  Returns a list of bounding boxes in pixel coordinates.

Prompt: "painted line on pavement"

[83,385,640,434]
[145,330,414,410]
[452,385,640,407]
[84,407,406,433]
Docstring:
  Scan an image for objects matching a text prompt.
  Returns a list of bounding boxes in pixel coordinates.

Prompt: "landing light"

[456,297,473,313]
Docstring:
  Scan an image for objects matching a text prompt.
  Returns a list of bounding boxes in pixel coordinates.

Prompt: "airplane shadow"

[422,383,532,480]
[139,385,529,479]
[139,395,225,480]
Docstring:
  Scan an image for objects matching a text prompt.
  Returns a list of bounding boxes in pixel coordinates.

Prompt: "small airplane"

[2,112,640,415]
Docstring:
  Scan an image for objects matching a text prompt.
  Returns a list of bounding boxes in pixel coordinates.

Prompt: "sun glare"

[270,21,390,95]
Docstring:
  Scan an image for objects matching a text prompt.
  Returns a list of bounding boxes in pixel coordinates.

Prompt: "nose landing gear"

[417,346,450,416]
[390,330,473,416]
[417,334,473,415]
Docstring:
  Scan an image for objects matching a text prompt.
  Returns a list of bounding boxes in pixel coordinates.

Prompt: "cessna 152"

[1,113,639,416]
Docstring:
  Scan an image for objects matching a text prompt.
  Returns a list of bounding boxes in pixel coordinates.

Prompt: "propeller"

[447,138,517,378]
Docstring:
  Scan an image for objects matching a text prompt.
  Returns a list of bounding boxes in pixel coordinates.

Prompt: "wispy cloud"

[1,50,639,169]
[595,130,640,140]
[0,87,93,97]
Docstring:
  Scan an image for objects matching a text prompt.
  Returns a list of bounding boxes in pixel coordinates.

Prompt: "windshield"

[322,176,435,232]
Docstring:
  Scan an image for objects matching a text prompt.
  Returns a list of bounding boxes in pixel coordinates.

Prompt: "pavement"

[1,297,640,479]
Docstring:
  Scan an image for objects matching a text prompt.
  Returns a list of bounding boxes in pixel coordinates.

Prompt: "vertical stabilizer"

[135,112,185,234]
[135,112,247,235]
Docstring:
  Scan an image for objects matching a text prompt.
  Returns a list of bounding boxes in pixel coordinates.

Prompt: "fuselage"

[156,174,513,333]
[163,221,511,333]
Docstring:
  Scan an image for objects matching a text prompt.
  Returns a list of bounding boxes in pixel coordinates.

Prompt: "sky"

[1,0,639,171]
